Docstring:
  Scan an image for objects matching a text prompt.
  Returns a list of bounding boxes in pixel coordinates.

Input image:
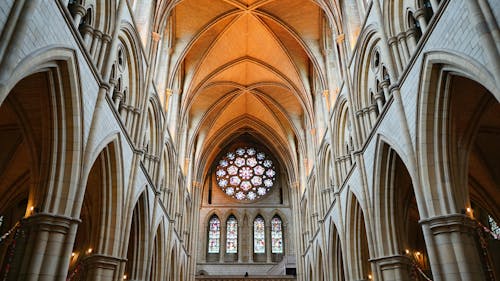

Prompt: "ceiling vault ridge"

[252,14,308,91]
[252,9,328,90]
[186,92,301,165]
[201,80,291,92]
[182,56,306,114]
[168,10,242,88]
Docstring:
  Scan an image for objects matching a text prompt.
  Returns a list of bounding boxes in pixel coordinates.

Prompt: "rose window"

[216,147,277,200]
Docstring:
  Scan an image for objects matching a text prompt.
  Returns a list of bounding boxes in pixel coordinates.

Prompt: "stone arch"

[317,246,325,281]
[332,97,354,183]
[148,219,166,281]
[124,192,150,281]
[417,50,500,281]
[168,244,177,281]
[417,51,499,216]
[69,137,123,280]
[352,26,389,140]
[345,191,371,281]
[328,219,346,281]
[371,140,430,280]
[143,97,163,179]
[0,47,83,216]
[0,49,84,279]
[115,23,146,142]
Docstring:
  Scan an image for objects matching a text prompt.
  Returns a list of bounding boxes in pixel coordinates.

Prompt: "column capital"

[101,33,112,43]
[152,31,161,42]
[379,79,390,88]
[387,36,398,45]
[389,83,400,93]
[93,29,103,38]
[336,33,345,44]
[69,3,86,16]
[419,214,476,235]
[406,27,417,37]
[79,23,94,35]
[414,8,427,19]
[370,254,410,265]
[24,212,80,234]
[396,32,407,41]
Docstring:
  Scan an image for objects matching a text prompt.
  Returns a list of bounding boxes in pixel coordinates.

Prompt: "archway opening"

[0,73,49,278]
[448,76,500,280]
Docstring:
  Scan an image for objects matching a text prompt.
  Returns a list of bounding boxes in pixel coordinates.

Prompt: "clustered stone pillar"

[372,255,412,281]
[421,214,486,281]
[11,213,80,281]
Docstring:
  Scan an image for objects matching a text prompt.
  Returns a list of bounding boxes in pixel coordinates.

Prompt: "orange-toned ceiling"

[167,0,326,163]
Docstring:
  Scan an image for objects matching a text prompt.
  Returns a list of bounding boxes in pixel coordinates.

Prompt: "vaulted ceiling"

[165,0,328,169]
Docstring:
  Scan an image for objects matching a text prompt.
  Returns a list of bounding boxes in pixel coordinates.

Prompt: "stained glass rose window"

[216,147,276,200]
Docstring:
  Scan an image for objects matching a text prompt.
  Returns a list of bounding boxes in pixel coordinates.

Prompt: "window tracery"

[216,147,276,201]
[254,216,265,254]
[208,216,220,254]
[271,216,283,254]
[226,216,238,254]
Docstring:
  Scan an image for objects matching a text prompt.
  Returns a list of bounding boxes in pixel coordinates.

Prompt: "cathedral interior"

[0,0,499,280]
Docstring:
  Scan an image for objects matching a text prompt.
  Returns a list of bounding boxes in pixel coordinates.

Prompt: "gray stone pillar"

[14,213,80,281]
[372,255,412,281]
[420,214,486,281]
[388,36,403,74]
[414,9,428,32]
[83,254,126,281]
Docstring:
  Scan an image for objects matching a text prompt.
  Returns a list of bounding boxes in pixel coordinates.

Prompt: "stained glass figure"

[215,147,277,201]
[271,216,283,254]
[208,216,220,253]
[226,216,238,253]
[254,216,265,253]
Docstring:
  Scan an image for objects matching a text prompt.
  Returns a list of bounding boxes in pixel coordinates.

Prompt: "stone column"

[388,37,403,74]
[90,30,103,61]
[14,213,80,281]
[97,34,112,70]
[266,223,272,263]
[405,28,418,54]
[367,105,378,126]
[420,214,486,281]
[69,3,86,26]
[80,24,94,48]
[372,255,412,281]
[429,0,440,13]
[356,110,366,141]
[83,254,126,281]
[374,92,385,113]
[397,32,410,64]
[380,79,391,101]
[238,223,243,263]
[220,222,226,263]
[414,9,428,32]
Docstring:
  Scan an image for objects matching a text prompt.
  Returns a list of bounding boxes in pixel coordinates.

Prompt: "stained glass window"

[226,216,238,253]
[271,216,283,254]
[215,147,277,201]
[208,216,220,253]
[488,215,500,238]
[254,216,265,253]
